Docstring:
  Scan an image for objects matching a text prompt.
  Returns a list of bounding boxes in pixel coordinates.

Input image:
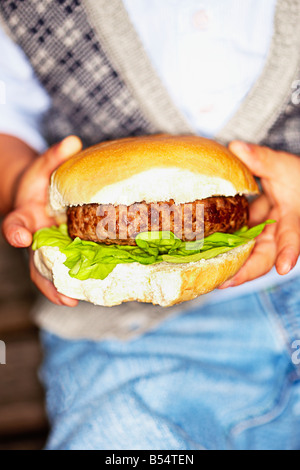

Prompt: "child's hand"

[220,142,300,289]
[2,136,82,306]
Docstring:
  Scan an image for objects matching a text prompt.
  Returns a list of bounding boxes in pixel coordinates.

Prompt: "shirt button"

[192,9,210,31]
[198,104,214,114]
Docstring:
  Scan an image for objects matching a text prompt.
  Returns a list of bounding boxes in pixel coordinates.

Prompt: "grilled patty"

[67,195,249,246]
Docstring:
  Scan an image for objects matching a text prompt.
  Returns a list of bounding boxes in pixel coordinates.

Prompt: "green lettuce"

[32,221,275,281]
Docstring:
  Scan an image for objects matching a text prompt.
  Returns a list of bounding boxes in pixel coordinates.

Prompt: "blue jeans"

[40,276,300,450]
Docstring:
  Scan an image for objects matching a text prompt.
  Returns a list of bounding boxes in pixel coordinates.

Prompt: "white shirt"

[0,27,50,152]
[0,0,299,294]
[123,0,276,137]
[0,0,276,151]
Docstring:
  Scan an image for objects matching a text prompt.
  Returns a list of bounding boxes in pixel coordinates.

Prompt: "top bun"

[50,135,259,212]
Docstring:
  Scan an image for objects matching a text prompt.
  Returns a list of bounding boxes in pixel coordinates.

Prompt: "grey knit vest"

[1,0,300,152]
[1,0,300,340]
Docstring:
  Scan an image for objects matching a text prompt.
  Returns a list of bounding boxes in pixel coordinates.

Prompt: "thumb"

[229,141,280,180]
[2,208,34,247]
[42,135,82,175]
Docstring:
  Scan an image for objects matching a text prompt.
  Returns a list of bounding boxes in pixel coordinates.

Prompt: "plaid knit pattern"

[0,0,300,153]
[0,0,154,147]
[263,100,300,156]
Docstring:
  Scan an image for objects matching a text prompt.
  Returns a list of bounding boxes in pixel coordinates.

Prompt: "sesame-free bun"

[41,135,259,307]
[50,135,259,212]
[34,241,255,307]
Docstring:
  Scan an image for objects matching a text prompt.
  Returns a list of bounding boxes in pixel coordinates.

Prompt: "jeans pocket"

[229,374,300,450]
[258,275,300,376]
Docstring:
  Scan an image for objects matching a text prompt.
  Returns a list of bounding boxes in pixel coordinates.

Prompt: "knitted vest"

[1,0,300,152]
[1,0,300,340]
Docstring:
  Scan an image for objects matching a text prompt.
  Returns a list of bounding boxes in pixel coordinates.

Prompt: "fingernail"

[58,138,69,153]
[59,136,81,156]
[56,297,68,307]
[230,141,252,156]
[278,252,298,275]
[219,281,235,289]
[14,231,25,246]
[58,295,78,307]
[278,262,293,275]
[236,142,252,153]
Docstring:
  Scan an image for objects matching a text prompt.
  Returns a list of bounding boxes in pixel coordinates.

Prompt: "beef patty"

[67,195,249,246]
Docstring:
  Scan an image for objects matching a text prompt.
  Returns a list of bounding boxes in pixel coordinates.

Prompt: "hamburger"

[32,135,272,307]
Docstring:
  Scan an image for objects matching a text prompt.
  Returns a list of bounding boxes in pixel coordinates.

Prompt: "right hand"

[220,141,300,289]
[2,136,82,307]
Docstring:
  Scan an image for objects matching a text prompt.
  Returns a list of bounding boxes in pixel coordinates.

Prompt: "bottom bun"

[34,241,255,307]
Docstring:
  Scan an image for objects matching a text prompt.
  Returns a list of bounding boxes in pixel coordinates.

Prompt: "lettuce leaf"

[32,220,275,281]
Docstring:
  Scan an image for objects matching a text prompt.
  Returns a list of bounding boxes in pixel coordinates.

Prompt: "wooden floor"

[0,225,49,450]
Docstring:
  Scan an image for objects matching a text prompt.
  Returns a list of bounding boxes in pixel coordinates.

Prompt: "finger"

[42,135,82,175]
[248,194,272,227]
[30,252,78,307]
[219,239,276,288]
[14,136,83,209]
[2,209,35,247]
[219,222,277,288]
[275,213,300,275]
[2,203,54,248]
[229,141,284,180]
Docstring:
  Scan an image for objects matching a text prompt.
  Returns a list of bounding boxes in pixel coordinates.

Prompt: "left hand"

[220,141,300,289]
[2,135,82,306]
